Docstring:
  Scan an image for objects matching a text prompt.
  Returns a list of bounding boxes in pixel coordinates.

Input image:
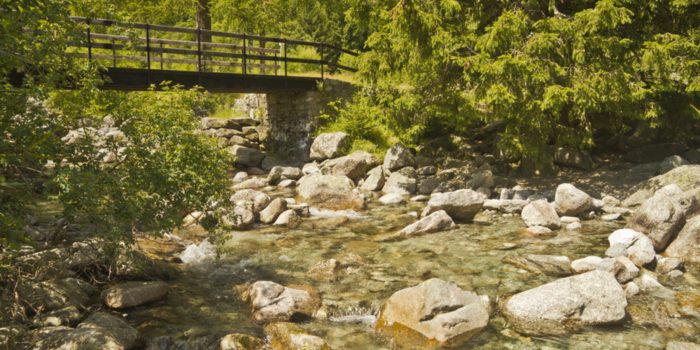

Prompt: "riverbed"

[130,193,700,349]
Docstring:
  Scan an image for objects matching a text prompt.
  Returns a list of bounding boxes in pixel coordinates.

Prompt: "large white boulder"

[422,189,484,222]
[554,183,592,216]
[297,174,364,210]
[377,278,490,347]
[504,270,627,334]
[309,132,350,161]
[521,200,560,229]
[383,143,416,171]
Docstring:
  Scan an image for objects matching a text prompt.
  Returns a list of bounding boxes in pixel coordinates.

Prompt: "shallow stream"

[130,194,700,349]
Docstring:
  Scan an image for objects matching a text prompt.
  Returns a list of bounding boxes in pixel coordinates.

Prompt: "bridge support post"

[263,80,356,161]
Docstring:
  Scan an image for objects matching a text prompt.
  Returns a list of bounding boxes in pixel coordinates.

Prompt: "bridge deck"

[102,67,321,93]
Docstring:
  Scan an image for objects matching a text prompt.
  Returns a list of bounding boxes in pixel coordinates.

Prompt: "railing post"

[146,23,151,70]
[86,18,92,62]
[242,34,247,76]
[283,39,287,78]
[320,43,324,79]
[111,38,116,67]
[197,28,202,73]
[160,42,163,70]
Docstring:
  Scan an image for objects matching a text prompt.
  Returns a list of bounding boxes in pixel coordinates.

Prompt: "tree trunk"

[196,0,211,71]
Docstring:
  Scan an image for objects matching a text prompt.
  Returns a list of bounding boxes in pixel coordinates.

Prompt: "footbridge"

[66,16,358,158]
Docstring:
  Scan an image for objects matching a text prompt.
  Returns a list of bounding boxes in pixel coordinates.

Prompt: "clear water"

[128,198,700,349]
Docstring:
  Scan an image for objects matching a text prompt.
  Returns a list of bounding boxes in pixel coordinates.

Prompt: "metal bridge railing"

[69,16,359,79]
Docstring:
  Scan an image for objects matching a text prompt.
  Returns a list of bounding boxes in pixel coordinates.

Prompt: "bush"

[51,85,231,239]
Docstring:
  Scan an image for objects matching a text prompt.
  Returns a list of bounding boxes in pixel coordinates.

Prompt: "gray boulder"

[31,326,128,350]
[78,312,138,349]
[267,166,303,184]
[230,189,270,213]
[626,189,687,251]
[248,281,320,323]
[554,183,592,216]
[259,198,288,224]
[521,200,560,229]
[382,169,417,195]
[383,144,416,171]
[554,147,594,170]
[101,281,168,309]
[309,132,350,161]
[596,256,640,283]
[378,193,406,205]
[504,270,627,335]
[360,166,385,191]
[230,145,265,168]
[273,209,301,228]
[417,176,440,195]
[658,155,689,175]
[232,177,268,190]
[570,256,603,274]
[222,201,256,230]
[399,210,456,237]
[607,228,656,267]
[422,189,484,222]
[376,278,490,346]
[321,151,377,180]
[665,216,700,263]
[297,174,364,210]
[483,199,527,214]
[623,165,700,207]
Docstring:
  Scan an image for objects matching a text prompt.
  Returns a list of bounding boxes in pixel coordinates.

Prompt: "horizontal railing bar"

[69,52,280,69]
[88,33,279,54]
[80,44,327,66]
[70,16,359,56]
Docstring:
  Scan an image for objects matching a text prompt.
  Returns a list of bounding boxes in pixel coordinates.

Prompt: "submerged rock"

[248,281,320,323]
[399,210,456,237]
[101,281,168,309]
[309,132,350,161]
[422,189,484,222]
[503,270,627,335]
[502,254,572,276]
[376,278,490,347]
[521,200,560,229]
[264,323,331,350]
[220,333,265,350]
[297,174,364,210]
[554,183,592,216]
